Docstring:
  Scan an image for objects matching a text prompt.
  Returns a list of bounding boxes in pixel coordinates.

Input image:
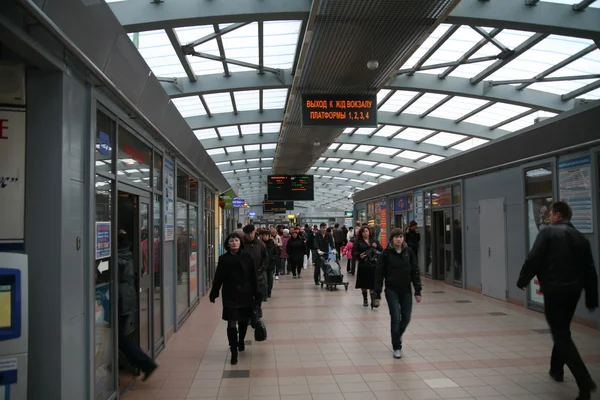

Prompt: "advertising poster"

[189,250,198,303]
[414,190,424,226]
[0,109,26,244]
[559,155,593,233]
[394,196,407,212]
[218,188,234,209]
[164,159,175,241]
[95,222,111,260]
[379,198,388,248]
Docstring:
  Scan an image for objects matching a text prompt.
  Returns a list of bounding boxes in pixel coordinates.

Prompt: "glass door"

[138,196,152,355]
[443,209,454,285]
[432,210,445,280]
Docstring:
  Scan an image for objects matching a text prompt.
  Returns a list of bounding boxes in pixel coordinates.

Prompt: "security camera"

[367,60,379,70]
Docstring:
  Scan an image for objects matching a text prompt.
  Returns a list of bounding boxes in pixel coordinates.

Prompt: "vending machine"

[0,253,28,400]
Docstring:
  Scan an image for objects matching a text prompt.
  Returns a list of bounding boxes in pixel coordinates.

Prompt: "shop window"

[96,110,115,174]
[177,169,190,201]
[153,194,162,343]
[525,166,553,197]
[153,154,162,191]
[205,189,213,209]
[93,175,115,399]
[176,202,189,318]
[424,191,431,209]
[117,126,152,188]
[189,207,198,304]
[453,207,463,282]
[432,187,451,207]
[190,177,198,203]
[452,185,461,205]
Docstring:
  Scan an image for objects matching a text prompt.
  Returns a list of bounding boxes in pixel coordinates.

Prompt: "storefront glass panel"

[153,194,162,344]
[176,202,189,318]
[117,126,152,188]
[94,175,115,400]
[95,111,115,174]
[189,206,199,304]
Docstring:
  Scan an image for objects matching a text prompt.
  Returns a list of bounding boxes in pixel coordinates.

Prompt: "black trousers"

[335,242,343,260]
[545,291,594,391]
[289,258,303,276]
[312,249,321,283]
[118,316,155,373]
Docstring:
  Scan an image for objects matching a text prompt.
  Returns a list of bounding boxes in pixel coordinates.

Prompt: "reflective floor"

[123,262,600,400]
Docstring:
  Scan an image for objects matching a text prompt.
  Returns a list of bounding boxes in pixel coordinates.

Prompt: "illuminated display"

[301,94,377,127]
[267,175,314,201]
[0,285,11,329]
[263,201,294,213]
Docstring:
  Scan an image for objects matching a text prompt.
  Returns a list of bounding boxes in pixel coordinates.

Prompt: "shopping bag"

[254,319,267,342]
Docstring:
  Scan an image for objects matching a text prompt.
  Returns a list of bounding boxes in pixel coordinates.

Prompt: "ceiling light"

[313,141,320,146]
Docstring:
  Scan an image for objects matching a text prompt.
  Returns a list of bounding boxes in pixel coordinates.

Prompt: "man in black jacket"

[313,223,336,285]
[405,221,420,260]
[242,225,268,311]
[517,201,598,400]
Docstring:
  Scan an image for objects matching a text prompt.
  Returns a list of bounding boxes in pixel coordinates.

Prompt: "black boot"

[238,323,248,352]
[227,328,238,365]
[362,292,368,307]
[371,293,379,309]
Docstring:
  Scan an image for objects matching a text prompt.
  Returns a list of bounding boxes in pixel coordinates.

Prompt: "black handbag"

[254,319,267,342]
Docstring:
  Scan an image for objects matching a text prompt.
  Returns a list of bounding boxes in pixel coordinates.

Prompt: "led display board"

[263,201,294,213]
[301,94,377,127]
[267,175,314,201]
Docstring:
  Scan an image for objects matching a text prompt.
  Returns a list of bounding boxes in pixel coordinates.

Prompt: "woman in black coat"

[210,233,261,365]
[353,226,383,309]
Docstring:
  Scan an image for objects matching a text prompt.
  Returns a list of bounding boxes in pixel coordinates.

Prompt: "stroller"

[319,253,349,291]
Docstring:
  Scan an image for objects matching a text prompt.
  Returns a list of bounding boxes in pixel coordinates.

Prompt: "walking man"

[517,201,598,400]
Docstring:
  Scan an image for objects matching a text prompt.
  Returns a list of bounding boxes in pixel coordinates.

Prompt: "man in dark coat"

[517,201,598,400]
[242,225,268,312]
[405,221,420,260]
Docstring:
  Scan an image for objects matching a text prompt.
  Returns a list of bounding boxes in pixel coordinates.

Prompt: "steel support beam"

[162,70,292,98]
[201,132,457,159]
[228,173,371,192]
[189,107,510,140]
[446,0,600,40]
[109,0,311,32]
[562,79,600,101]
[165,29,196,82]
[385,73,574,113]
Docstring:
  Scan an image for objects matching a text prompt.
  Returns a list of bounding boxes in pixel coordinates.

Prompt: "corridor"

[123,270,600,400]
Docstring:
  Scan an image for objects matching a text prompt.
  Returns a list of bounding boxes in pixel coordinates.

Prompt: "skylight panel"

[333,177,348,181]
[317,167,330,171]
[452,138,489,151]
[227,146,244,153]
[380,175,394,180]
[500,111,557,132]
[343,128,355,133]
[340,159,354,163]
[362,172,380,177]
[130,30,187,78]
[354,127,378,135]
[263,89,288,109]
[217,126,239,137]
[246,158,260,162]
[342,170,359,175]
[263,21,302,69]
[365,182,377,186]
[206,148,225,155]
[464,103,531,127]
[338,144,355,151]
[355,160,376,166]
[378,91,419,112]
[377,89,391,105]
[234,90,259,112]
[222,170,233,174]
[485,35,594,83]
[204,93,233,114]
[171,96,206,118]
[428,96,489,120]
[231,159,246,164]
[540,0,600,7]
[399,167,415,173]
[330,168,343,172]
[327,157,340,162]
[422,26,484,70]
[402,93,448,115]
[262,143,277,150]
[215,161,230,166]
[221,23,259,73]
[398,24,452,70]
[262,157,274,161]
[245,144,260,151]
[377,163,399,170]
[424,132,466,147]
[262,123,281,133]
[397,150,426,160]
[372,125,401,137]
[372,147,398,156]
[194,128,218,140]
[174,25,224,76]
[241,124,260,135]
[350,179,366,183]
[395,127,434,141]
[447,60,496,79]
[354,145,375,152]
[421,155,445,164]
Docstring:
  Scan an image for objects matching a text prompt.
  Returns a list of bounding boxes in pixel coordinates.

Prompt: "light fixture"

[367,60,379,70]
[313,141,320,146]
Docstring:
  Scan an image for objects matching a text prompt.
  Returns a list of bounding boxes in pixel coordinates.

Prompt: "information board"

[263,201,294,213]
[267,175,314,201]
[559,155,593,233]
[301,94,377,127]
[95,222,111,260]
[164,159,175,241]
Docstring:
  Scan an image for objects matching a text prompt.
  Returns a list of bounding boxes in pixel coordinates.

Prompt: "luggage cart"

[319,254,349,291]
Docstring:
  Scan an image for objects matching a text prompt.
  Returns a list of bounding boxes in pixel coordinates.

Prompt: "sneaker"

[393,349,402,359]
[275,276,279,280]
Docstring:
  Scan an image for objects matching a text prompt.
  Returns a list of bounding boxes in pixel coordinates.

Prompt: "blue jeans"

[384,289,413,350]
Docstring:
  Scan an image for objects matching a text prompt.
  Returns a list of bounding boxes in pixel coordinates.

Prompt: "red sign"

[380,198,388,248]
[0,119,9,139]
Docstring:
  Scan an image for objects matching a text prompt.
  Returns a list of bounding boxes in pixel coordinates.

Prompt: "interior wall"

[463,168,526,301]
[25,69,88,399]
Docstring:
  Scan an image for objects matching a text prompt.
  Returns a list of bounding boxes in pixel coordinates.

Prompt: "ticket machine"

[0,253,28,400]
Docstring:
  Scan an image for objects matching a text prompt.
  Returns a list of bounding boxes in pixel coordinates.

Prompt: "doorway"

[479,198,507,301]
[117,191,152,390]
[431,209,453,282]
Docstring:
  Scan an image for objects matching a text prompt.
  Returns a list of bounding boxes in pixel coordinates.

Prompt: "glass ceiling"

[121,0,600,209]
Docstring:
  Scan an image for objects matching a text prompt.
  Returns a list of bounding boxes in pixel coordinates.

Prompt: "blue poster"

[164,159,175,241]
[394,196,407,212]
[98,131,110,155]
[95,222,111,260]
[559,155,592,233]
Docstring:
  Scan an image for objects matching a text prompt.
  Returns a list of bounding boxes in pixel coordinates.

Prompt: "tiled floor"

[123,264,600,400]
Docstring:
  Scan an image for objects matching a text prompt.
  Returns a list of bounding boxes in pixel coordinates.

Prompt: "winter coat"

[242,237,268,285]
[286,235,305,261]
[405,229,421,253]
[374,243,422,296]
[517,221,598,308]
[280,235,290,258]
[263,238,278,271]
[342,241,354,260]
[333,228,345,244]
[210,251,259,309]
[117,245,137,317]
